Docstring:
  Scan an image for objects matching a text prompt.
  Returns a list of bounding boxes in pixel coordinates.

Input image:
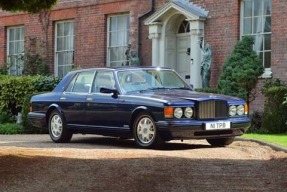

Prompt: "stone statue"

[124,44,131,66]
[130,51,140,66]
[124,44,140,66]
[200,42,212,88]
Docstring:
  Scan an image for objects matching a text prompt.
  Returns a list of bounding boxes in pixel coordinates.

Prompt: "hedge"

[0,75,61,133]
[0,75,40,116]
[261,86,287,134]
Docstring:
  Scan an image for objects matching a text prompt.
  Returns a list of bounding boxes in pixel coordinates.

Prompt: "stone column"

[189,19,205,88]
[148,22,162,66]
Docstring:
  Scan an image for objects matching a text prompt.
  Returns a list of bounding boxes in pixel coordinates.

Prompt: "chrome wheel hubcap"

[137,117,155,144]
[50,114,63,138]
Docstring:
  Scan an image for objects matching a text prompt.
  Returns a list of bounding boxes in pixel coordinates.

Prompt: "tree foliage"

[217,36,264,105]
[0,0,58,13]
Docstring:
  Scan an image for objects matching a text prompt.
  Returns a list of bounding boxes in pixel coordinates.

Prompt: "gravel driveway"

[0,134,286,192]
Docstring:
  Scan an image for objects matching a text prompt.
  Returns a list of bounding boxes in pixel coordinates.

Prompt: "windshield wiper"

[168,87,191,90]
[139,87,168,93]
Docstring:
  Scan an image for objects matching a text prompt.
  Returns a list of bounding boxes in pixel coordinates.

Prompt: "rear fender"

[46,104,67,125]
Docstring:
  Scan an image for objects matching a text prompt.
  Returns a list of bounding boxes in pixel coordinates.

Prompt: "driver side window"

[92,71,115,93]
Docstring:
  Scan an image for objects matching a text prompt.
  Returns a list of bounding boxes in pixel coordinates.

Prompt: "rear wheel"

[133,112,163,149]
[206,137,235,147]
[48,110,73,143]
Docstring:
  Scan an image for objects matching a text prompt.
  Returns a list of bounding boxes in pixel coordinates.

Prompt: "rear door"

[59,70,95,127]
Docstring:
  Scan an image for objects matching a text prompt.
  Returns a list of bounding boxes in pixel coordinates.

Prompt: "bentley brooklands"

[28,67,251,148]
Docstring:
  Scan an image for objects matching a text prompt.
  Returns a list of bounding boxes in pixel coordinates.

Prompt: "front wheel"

[206,137,235,147]
[133,112,163,149]
[48,110,73,143]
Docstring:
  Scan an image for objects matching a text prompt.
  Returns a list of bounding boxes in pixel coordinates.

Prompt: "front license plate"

[205,121,231,130]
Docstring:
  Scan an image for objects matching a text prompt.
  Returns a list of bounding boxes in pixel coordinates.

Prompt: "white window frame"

[240,0,272,78]
[54,20,74,77]
[107,14,130,67]
[7,26,24,76]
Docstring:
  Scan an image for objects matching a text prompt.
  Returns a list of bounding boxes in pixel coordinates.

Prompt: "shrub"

[0,123,22,134]
[0,74,60,134]
[217,36,264,107]
[262,86,287,133]
[33,75,61,92]
[0,111,14,124]
[0,75,40,116]
[261,78,286,95]
[0,64,8,75]
[248,111,263,133]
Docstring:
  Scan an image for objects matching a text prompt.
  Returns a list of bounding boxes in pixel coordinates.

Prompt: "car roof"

[70,66,173,73]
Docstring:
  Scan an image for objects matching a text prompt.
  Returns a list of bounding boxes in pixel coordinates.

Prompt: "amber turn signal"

[244,104,248,115]
[164,107,174,118]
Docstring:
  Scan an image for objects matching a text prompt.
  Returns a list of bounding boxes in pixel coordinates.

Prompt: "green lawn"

[242,133,287,148]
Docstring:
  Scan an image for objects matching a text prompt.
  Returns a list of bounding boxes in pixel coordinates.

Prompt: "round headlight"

[184,107,194,118]
[237,105,245,116]
[229,105,237,116]
[174,108,183,119]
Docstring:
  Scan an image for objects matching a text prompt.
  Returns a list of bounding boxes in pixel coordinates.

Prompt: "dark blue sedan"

[28,67,251,148]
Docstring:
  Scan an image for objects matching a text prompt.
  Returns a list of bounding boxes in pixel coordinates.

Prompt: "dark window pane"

[264,51,271,68]
[264,16,271,32]
[264,34,271,50]
[259,51,263,65]
[178,20,189,34]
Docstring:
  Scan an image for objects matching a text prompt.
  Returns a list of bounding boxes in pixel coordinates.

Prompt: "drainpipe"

[137,0,155,63]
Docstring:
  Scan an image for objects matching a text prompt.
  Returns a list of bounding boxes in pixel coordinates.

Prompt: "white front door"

[176,35,191,84]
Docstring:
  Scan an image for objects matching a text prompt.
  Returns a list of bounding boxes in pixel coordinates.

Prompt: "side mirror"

[100,87,118,96]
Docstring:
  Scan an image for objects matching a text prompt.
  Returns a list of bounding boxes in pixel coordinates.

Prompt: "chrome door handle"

[86,98,93,101]
[60,97,66,100]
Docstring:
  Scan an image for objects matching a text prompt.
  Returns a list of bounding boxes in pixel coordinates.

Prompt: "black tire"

[133,112,164,149]
[206,137,235,147]
[48,110,73,143]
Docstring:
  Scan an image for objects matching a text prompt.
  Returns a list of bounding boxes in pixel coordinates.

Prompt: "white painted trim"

[145,1,207,26]
[261,68,272,78]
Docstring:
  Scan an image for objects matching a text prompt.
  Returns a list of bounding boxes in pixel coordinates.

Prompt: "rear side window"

[65,71,95,93]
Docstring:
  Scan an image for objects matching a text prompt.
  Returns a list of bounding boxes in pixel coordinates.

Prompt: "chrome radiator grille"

[198,100,228,119]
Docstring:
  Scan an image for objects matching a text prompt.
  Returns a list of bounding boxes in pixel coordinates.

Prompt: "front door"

[176,35,191,84]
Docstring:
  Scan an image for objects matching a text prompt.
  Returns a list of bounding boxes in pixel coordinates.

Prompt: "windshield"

[116,69,190,93]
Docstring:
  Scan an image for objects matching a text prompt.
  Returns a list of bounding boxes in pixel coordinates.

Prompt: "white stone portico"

[145,0,209,88]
